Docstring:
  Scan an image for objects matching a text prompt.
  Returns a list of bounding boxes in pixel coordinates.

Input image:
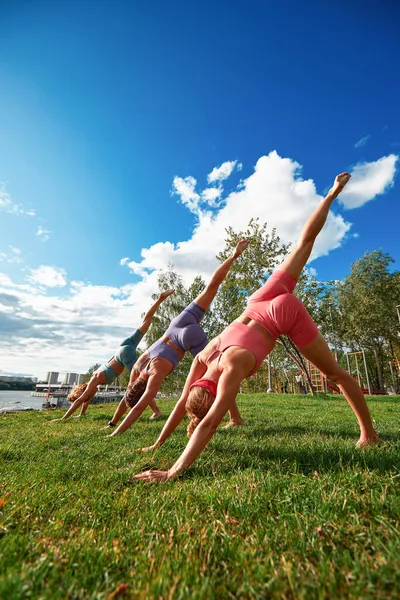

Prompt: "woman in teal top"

[50,289,174,421]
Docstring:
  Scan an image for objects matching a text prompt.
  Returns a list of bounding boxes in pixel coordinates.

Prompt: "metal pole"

[328,303,338,361]
[346,352,350,374]
[362,349,372,395]
[389,362,396,394]
[267,353,275,393]
[355,353,360,387]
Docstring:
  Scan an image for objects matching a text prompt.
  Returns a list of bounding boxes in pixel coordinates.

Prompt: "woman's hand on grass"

[140,443,160,453]
[134,469,172,482]
[48,418,63,423]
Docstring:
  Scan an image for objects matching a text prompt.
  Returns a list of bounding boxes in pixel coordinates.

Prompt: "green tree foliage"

[336,250,400,390]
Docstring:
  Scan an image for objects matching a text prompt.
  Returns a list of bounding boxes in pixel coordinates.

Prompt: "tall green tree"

[337,250,400,390]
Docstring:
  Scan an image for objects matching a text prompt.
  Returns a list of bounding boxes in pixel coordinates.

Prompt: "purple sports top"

[142,302,208,370]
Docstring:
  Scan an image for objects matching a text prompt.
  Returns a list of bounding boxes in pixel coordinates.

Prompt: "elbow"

[200,418,219,437]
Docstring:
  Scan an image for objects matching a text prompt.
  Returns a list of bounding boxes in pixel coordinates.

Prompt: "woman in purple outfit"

[107,239,249,436]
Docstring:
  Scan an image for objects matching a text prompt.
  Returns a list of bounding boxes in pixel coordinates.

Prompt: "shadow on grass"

[240,424,399,443]
[206,442,399,476]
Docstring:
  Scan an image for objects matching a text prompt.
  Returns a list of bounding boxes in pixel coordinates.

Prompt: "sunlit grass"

[1,393,399,599]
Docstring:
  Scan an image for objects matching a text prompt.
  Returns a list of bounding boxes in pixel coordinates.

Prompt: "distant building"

[62,372,77,385]
[47,372,59,385]
[61,373,85,385]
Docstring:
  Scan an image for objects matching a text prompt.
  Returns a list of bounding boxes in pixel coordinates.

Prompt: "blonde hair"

[67,383,88,403]
[185,386,215,437]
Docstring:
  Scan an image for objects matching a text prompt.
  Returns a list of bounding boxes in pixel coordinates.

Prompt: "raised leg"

[279,173,350,280]
[298,332,380,447]
[194,239,248,311]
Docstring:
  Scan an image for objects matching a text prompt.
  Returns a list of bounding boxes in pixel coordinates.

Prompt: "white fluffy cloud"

[201,187,222,204]
[207,160,242,184]
[172,175,200,214]
[29,266,67,288]
[340,154,398,209]
[125,151,398,285]
[0,266,161,377]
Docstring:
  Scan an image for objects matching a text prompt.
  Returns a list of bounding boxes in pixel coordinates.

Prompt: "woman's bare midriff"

[107,358,125,376]
[235,314,276,347]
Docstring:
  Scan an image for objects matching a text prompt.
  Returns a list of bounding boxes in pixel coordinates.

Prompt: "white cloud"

[201,187,222,204]
[172,175,200,214]
[0,186,35,217]
[0,268,163,377]
[340,154,398,209]
[120,257,129,266]
[29,266,67,288]
[36,226,52,242]
[207,160,241,184]
[122,151,356,285]
[354,135,371,149]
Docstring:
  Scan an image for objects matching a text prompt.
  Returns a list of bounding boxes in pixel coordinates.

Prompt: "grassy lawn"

[1,393,399,600]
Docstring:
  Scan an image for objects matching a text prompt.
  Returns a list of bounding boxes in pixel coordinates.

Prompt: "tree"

[337,250,400,390]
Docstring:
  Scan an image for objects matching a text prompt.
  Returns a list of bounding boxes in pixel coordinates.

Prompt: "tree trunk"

[278,336,316,395]
[373,346,384,391]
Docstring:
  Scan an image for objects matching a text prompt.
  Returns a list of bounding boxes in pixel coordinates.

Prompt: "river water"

[0,390,44,411]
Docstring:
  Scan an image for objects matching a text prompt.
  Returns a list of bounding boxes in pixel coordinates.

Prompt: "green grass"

[1,393,399,600]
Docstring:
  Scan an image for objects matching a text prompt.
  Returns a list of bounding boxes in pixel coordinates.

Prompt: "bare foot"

[222,419,245,430]
[331,172,351,196]
[356,435,382,448]
[150,412,162,421]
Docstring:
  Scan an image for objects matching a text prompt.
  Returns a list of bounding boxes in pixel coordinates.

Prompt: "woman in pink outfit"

[134,172,380,483]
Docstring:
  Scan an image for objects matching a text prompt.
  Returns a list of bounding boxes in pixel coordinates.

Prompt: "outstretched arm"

[48,377,100,422]
[134,368,243,481]
[194,239,248,312]
[140,356,207,452]
[109,369,166,436]
[138,289,174,335]
[279,172,351,280]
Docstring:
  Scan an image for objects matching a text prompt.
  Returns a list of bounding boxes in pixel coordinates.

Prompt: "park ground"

[0,393,399,600]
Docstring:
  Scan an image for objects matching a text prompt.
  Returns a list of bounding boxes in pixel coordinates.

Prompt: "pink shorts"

[244,270,319,348]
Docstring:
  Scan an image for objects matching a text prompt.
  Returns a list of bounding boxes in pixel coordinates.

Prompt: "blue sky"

[0,0,399,377]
